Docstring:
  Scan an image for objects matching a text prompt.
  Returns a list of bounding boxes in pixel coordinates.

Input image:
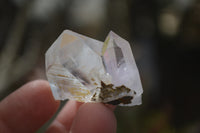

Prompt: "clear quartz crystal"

[45,30,143,106]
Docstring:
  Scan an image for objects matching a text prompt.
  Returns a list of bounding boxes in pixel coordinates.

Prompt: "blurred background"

[0,0,200,132]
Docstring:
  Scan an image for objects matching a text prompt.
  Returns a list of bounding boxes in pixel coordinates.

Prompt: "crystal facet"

[45,30,143,106]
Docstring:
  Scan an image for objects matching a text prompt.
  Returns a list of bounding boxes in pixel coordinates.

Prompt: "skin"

[0,80,116,133]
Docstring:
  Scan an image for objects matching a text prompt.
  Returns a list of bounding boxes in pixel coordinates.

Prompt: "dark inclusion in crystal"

[92,81,134,105]
[106,96,133,105]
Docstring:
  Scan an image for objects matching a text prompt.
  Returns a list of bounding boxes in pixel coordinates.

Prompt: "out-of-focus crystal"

[45,30,143,106]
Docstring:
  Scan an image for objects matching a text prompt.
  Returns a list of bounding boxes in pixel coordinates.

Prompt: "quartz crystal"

[45,30,143,106]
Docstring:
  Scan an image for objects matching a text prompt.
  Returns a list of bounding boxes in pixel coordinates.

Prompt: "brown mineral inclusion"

[92,81,134,105]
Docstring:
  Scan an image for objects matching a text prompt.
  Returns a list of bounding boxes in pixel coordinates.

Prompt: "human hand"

[0,80,116,133]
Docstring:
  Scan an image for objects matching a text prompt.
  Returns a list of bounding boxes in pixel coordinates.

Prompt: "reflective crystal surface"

[45,30,143,106]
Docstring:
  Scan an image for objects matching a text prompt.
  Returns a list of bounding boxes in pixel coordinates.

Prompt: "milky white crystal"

[45,30,143,106]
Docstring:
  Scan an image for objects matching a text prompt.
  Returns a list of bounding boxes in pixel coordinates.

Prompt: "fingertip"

[105,104,116,111]
[70,103,117,133]
[21,80,51,96]
[0,80,60,132]
[21,80,60,112]
[45,120,66,133]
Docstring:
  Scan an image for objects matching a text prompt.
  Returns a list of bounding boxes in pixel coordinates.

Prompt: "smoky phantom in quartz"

[45,30,143,106]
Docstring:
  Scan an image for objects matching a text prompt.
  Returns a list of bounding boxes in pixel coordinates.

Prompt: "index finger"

[0,80,60,133]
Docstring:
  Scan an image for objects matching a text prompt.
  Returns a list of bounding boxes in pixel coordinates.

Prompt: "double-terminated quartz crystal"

[45,30,143,106]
